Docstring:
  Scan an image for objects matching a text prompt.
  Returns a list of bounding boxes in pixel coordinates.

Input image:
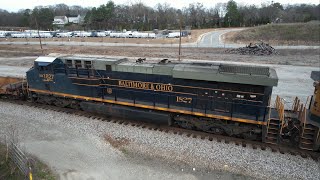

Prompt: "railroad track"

[1,98,319,161]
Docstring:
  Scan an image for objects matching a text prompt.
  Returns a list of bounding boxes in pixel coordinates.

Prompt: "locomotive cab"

[27,56,71,98]
[27,56,58,91]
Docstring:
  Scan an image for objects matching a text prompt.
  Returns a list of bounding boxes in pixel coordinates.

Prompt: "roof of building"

[68,15,80,18]
[42,54,279,87]
[54,16,67,19]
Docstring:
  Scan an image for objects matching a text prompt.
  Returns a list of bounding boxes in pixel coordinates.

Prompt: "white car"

[148,33,156,39]
[110,32,121,38]
[40,33,53,38]
[139,33,149,38]
[167,32,181,38]
[96,32,106,37]
[105,31,111,36]
[30,33,40,38]
[56,32,73,38]
[11,33,26,38]
[74,31,92,37]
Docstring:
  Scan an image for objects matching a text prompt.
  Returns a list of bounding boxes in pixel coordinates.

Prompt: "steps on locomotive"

[266,118,281,145]
[299,124,318,151]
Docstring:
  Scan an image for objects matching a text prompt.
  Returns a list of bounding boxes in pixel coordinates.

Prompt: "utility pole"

[178,15,182,61]
[34,16,43,54]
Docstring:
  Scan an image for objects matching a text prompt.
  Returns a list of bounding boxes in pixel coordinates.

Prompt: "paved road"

[196,28,319,49]
[196,28,244,48]
[0,28,319,49]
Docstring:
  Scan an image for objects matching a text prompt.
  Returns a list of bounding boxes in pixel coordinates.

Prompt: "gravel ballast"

[0,101,319,179]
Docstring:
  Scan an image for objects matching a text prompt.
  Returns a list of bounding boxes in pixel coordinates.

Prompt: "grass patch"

[30,157,56,180]
[0,144,24,179]
[0,143,56,180]
[228,22,320,45]
[120,147,129,155]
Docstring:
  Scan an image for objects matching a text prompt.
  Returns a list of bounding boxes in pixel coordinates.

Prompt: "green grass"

[0,144,56,180]
[31,157,56,180]
[0,144,24,179]
[231,22,320,45]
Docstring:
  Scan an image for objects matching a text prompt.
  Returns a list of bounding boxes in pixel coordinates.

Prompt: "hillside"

[224,22,320,46]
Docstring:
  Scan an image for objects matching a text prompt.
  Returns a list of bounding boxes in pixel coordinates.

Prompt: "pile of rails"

[226,42,278,56]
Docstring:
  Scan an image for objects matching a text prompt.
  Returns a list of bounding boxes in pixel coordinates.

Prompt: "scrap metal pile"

[226,42,278,56]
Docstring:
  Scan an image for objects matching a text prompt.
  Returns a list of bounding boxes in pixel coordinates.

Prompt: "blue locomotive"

[24,54,320,151]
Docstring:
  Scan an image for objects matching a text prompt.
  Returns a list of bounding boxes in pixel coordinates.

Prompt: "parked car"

[96,32,106,37]
[110,32,121,38]
[167,32,181,38]
[56,32,73,38]
[40,33,53,38]
[73,31,92,37]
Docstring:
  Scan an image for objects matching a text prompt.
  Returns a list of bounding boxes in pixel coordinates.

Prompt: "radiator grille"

[219,65,270,76]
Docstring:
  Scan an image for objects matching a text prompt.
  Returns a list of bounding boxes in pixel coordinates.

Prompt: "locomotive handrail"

[292,97,300,112]
[274,95,285,134]
[94,69,107,84]
[305,96,311,109]
[300,107,307,137]
[266,106,272,133]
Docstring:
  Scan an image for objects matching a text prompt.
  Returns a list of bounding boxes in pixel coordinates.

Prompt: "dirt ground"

[0,44,319,67]
[0,29,215,44]
[223,29,320,46]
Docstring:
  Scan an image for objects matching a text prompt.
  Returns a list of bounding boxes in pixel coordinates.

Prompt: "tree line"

[0,4,89,30]
[0,0,319,31]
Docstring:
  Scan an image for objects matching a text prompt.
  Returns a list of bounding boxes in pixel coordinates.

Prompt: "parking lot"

[0,29,190,39]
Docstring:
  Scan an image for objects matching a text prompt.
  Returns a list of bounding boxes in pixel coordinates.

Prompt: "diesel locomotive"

[1,54,319,151]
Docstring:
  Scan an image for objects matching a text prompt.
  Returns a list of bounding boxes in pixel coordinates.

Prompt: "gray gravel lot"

[0,102,319,179]
[0,102,255,180]
[0,65,29,77]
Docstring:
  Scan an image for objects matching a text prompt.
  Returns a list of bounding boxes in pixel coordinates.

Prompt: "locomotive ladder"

[266,96,285,145]
[266,117,281,145]
[298,106,319,151]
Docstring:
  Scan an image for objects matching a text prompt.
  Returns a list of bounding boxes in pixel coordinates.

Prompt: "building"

[68,15,82,24]
[52,16,68,25]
